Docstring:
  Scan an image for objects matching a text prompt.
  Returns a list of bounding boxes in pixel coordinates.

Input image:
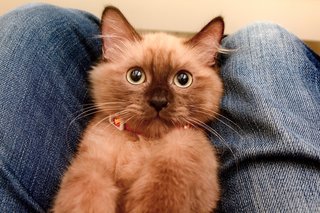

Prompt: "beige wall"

[1,0,320,52]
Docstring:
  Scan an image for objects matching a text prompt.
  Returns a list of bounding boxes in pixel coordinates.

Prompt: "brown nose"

[149,97,168,112]
[148,89,169,112]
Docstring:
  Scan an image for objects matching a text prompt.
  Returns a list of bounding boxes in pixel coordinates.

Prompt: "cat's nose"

[149,97,168,112]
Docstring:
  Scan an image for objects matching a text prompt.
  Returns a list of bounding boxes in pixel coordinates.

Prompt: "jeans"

[0,4,319,213]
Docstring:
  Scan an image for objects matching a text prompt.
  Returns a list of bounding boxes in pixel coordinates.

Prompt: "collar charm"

[109,115,125,131]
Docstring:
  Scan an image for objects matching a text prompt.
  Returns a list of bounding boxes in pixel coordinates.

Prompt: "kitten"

[53,6,224,213]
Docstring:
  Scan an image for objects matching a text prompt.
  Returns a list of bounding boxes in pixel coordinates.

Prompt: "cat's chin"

[127,117,174,139]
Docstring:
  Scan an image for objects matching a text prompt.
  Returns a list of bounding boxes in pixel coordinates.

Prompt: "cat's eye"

[126,67,146,85]
[173,71,193,88]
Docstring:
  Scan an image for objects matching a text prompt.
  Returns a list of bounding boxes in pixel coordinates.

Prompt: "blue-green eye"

[126,67,145,85]
[174,71,193,88]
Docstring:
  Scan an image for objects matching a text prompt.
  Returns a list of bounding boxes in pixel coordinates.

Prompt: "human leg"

[213,23,320,212]
[0,4,101,212]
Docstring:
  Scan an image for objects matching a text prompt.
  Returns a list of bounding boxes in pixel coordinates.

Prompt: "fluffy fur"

[53,6,224,213]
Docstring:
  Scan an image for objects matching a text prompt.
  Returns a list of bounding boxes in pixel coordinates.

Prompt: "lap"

[0,3,101,211]
[213,22,320,212]
[1,4,319,212]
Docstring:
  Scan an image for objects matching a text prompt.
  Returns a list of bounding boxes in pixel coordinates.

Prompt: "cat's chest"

[82,119,154,186]
[113,138,153,187]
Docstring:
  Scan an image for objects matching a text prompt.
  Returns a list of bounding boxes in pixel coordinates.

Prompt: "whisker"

[190,108,243,139]
[218,47,238,54]
[92,110,132,129]
[189,104,244,133]
[185,117,238,164]
[189,117,226,143]
[181,116,241,185]
[68,101,126,128]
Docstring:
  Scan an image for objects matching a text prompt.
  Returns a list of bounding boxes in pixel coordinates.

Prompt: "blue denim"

[0,3,319,213]
[214,23,320,212]
[0,4,101,212]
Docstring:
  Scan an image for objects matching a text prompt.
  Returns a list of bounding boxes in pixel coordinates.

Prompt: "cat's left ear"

[186,16,224,66]
[100,6,142,61]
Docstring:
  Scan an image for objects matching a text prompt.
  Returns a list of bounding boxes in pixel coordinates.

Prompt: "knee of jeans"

[1,3,101,57]
[11,3,59,13]
[248,22,296,41]
[224,22,299,50]
[1,3,80,37]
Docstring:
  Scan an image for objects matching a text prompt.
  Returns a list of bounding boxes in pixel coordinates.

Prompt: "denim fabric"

[213,24,320,212]
[0,3,319,213]
[0,4,101,212]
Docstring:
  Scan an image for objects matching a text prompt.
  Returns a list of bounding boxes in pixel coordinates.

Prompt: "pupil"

[131,70,142,82]
[178,73,188,85]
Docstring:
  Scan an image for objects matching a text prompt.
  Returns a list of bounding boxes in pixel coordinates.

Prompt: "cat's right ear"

[185,16,224,66]
[100,6,141,61]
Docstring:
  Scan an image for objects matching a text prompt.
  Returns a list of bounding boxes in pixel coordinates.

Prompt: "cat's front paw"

[52,158,119,213]
[124,172,192,213]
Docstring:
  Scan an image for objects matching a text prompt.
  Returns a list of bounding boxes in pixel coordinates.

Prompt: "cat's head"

[90,6,224,138]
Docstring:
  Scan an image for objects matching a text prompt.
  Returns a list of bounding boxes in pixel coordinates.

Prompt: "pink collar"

[109,114,190,135]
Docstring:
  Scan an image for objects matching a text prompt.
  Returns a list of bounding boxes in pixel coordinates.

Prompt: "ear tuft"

[100,6,141,61]
[186,16,224,65]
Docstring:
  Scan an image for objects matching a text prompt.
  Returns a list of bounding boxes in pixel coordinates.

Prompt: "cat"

[53,6,224,213]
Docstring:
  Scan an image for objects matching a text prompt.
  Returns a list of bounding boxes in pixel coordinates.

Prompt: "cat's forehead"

[142,33,187,56]
[142,33,184,47]
[138,33,190,74]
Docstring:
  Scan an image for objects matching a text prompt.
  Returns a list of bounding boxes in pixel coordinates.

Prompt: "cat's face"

[90,6,224,138]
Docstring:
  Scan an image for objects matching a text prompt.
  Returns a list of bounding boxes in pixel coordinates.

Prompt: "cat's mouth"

[122,110,176,138]
[141,114,171,128]
[146,109,173,124]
